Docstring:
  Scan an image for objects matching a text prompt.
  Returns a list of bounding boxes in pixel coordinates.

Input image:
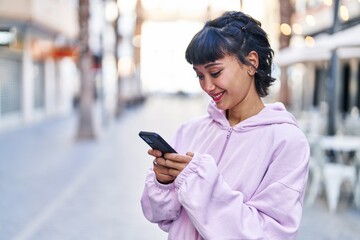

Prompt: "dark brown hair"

[185,11,276,97]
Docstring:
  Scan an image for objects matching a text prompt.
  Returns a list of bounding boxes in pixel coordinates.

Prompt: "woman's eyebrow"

[204,62,222,68]
[193,62,222,71]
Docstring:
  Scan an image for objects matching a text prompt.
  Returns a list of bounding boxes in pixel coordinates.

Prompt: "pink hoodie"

[141,101,310,240]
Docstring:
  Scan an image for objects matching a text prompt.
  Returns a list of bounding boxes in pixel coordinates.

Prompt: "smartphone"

[139,131,177,154]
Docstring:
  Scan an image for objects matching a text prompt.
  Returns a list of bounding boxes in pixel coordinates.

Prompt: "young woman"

[141,11,309,240]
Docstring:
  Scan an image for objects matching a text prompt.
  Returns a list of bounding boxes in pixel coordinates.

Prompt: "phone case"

[139,131,177,154]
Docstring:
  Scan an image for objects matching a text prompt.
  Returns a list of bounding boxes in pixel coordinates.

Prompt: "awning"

[274,24,360,66]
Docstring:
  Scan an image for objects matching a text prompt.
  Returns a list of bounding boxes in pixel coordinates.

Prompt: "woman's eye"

[211,71,222,78]
[196,74,204,80]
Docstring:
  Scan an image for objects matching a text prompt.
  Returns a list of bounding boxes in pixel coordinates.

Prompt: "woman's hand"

[148,149,194,184]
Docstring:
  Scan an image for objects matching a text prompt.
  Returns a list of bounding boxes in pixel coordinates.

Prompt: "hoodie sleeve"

[174,133,310,240]
[140,169,182,232]
[140,124,192,232]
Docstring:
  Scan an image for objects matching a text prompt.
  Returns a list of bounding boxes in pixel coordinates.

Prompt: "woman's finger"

[148,149,162,157]
[168,168,181,177]
[154,157,167,166]
[164,153,192,163]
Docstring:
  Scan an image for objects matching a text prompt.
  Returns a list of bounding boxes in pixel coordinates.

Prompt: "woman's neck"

[226,98,264,127]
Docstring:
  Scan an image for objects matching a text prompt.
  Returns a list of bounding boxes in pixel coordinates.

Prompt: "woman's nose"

[202,78,215,93]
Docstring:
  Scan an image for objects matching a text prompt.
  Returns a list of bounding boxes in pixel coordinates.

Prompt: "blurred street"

[1,95,360,240]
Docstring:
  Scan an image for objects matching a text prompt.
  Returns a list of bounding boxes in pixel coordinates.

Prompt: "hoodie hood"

[207,101,299,132]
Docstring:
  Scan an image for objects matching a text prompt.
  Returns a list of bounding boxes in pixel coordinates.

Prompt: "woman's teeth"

[212,92,224,102]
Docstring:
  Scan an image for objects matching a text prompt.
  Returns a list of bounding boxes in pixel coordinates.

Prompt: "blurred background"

[1,0,360,239]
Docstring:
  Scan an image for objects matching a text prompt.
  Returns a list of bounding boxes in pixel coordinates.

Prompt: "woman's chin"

[214,101,227,110]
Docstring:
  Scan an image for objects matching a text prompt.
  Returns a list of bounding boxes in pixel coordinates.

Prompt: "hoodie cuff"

[153,176,176,191]
[175,153,203,190]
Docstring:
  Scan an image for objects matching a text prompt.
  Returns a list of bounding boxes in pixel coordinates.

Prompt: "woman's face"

[193,54,258,111]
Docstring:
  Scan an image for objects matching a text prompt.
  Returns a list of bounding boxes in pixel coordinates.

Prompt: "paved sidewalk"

[0,95,360,240]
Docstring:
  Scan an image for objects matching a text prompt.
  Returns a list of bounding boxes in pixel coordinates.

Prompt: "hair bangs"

[185,27,230,65]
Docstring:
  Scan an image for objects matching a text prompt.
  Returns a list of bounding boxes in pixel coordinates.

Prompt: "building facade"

[0,0,79,131]
[275,0,360,135]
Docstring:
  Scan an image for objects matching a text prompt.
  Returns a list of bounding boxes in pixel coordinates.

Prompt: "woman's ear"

[246,51,259,76]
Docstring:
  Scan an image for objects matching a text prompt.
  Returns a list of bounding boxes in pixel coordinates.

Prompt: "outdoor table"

[320,135,360,163]
[319,135,360,211]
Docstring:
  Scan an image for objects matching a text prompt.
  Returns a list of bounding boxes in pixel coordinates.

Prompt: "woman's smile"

[210,91,225,102]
